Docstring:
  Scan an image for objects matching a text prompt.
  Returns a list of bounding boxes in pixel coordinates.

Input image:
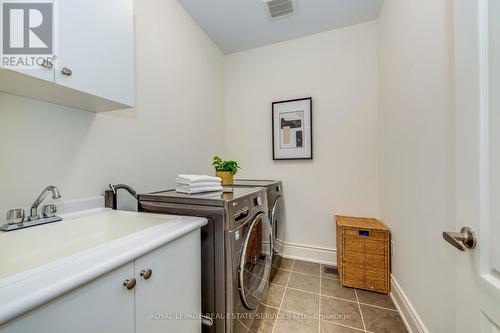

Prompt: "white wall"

[378,0,455,332]
[0,3,457,330]
[0,0,225,214]
[225,21,379,261]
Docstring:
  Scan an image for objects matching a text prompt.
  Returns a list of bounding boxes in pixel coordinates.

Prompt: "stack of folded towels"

[175,174,223,194]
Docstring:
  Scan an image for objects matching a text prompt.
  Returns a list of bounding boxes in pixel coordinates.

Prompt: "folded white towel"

[176,174,222,184]
[175,186,223,195]
[176,181,222,189]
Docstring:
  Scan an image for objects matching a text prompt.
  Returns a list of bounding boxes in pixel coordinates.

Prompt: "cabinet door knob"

[123,278,136,290]
[140,269,152,280]
[39,59,53,69]
[61,67,72,76]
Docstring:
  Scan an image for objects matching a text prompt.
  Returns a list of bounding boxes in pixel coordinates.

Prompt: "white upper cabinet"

[55,0,134,107]
[3,0,55,83]
[0,0,135,112]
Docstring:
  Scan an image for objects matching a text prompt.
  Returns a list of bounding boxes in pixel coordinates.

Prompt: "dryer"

[138,187,272,333]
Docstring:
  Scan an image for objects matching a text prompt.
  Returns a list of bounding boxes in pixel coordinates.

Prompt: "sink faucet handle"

[42,204,57,218]
[7,209,25,225]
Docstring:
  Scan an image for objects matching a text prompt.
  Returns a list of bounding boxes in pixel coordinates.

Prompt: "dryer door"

[239,212,272,310]
[271,196,285,255]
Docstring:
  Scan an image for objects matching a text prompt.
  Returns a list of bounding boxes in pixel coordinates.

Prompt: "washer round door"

[271,196,285,255]
[239,212,273,310]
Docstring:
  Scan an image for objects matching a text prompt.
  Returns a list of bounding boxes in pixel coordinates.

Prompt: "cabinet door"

[0,262,135,333]
[1,0,54,82]
[135,230,201,333]
[55,0,134,106]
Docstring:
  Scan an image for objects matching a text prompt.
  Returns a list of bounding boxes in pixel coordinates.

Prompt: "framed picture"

[272,97,313,160]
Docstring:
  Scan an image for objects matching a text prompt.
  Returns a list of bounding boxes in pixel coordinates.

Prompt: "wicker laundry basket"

[336,215,391,294]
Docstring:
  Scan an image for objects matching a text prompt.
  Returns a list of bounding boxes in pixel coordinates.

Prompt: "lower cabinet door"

[0,262,135,333]
[135,230,201,333]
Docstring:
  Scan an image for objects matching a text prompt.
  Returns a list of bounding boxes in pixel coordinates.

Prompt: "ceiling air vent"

[263,0,295,20]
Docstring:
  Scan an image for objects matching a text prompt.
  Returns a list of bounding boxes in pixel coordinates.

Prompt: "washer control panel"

[227,188,268,230]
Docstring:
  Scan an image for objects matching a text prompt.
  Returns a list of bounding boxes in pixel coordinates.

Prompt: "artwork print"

[272,98,312,160]
[280,111,304,149]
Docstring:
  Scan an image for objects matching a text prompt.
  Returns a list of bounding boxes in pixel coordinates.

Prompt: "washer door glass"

[239,212,272,310]
[271,196,285,254]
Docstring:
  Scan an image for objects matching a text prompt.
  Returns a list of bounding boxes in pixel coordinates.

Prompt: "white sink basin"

[0,207,207,325]
[0,209,182,280]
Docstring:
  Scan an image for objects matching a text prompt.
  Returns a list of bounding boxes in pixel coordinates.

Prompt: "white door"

[55,0,134,106]
[135,230,201,333]
[454,0,500,331]
[0,262,135,333]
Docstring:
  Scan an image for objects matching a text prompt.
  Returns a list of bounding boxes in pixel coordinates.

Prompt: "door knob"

[443,227,477,251]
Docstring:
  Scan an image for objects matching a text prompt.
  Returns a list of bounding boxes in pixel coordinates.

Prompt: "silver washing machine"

[231,180,285,256]
[138,187,272,333]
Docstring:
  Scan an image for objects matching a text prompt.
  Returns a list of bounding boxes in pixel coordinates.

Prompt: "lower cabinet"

[0,263,135,333]
[0,230,201,333]
[135,230,201,333]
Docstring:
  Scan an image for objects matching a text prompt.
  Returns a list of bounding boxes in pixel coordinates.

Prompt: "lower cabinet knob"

[140,269,152,280]
[123,278,136,290]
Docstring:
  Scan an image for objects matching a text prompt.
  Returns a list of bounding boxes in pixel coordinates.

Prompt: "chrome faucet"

[1,185,63,232]
[28,185,61,221]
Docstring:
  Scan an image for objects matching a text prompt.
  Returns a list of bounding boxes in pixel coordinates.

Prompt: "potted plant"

[212,156,240,185]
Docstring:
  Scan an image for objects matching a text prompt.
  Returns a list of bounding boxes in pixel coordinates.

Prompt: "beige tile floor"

[241,257,408,333]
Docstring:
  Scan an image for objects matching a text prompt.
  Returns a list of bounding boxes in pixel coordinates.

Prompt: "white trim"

[390,274,429,333]
[478,0,492,276]
[279,241,336,266]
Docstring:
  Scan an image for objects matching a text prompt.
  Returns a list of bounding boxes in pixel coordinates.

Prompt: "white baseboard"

[390,274,429,333]
[280,241,337,266]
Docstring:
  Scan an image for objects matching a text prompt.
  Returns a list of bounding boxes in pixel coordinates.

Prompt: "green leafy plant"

[212,156,241,175]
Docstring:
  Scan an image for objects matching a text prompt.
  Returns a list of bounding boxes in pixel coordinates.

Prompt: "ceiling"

[177,0,384,54]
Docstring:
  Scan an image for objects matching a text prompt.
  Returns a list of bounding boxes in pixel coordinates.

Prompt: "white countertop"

[0,208,207,325]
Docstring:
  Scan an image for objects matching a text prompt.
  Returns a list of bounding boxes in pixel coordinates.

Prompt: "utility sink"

[0,209,183,280]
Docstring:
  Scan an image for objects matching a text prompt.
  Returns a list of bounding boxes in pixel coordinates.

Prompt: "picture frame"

[272,97,313,160]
